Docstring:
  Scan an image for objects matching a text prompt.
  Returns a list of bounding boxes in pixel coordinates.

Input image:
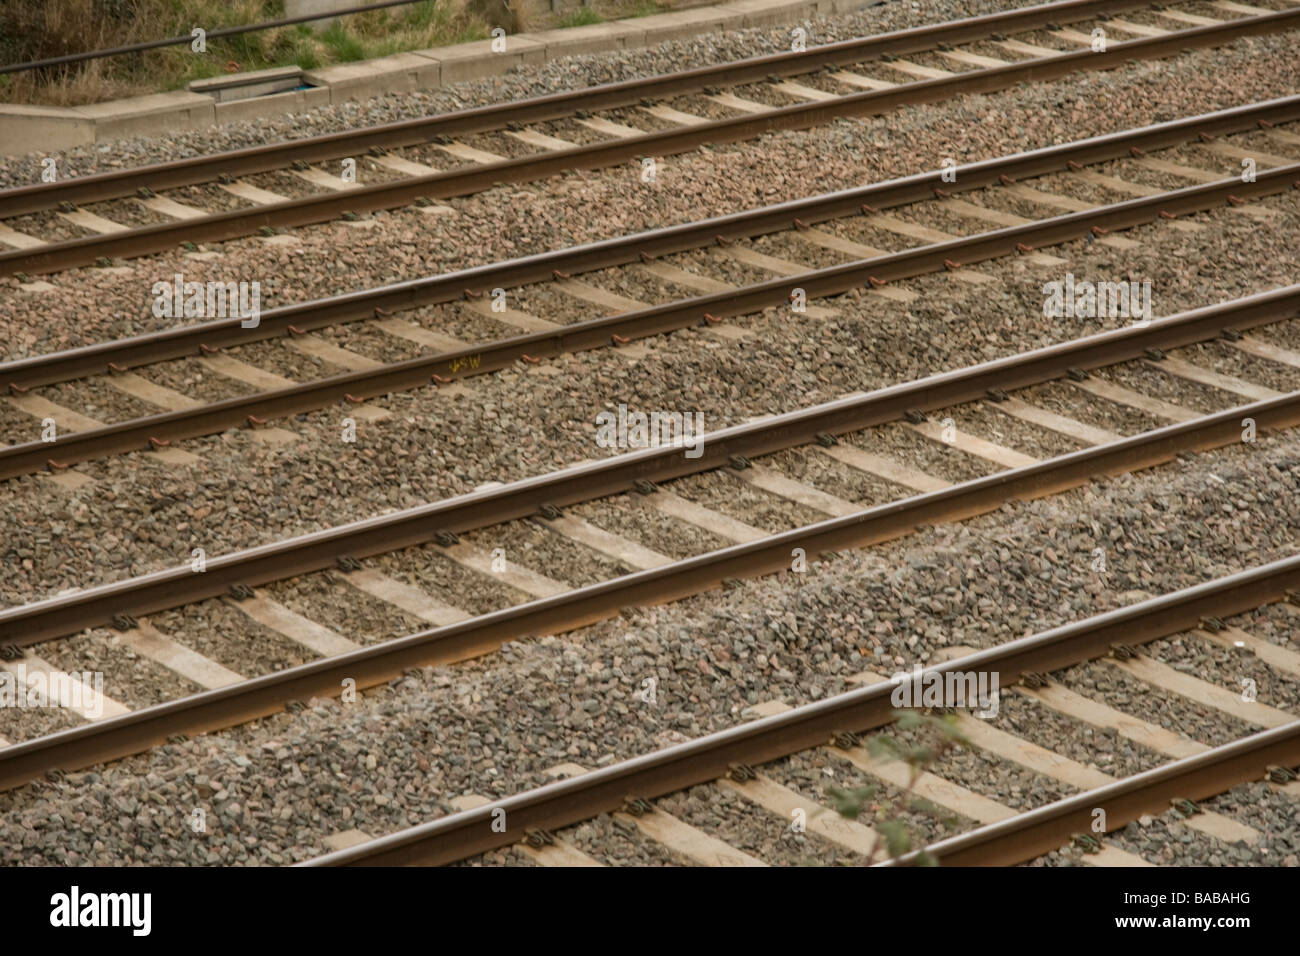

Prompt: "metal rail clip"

[524,829,555,848]
[622,797,654,817]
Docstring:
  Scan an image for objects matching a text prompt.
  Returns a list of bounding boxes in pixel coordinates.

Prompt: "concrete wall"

[284,0,356,32]
[0,0,876,156]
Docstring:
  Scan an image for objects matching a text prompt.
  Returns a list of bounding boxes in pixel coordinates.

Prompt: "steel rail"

[2,388,1300,794]
[5,96,1298,393]
[3,165,1296,481]
[2,283,1297,647]
[0,0,430,75]
[293,553,1300,865]
[894,721,1300,866]
[4,9,1297,276]
[0,0,1160,216]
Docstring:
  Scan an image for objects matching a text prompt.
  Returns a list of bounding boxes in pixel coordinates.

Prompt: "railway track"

[3,277,1298,643]
[4,96,1298,389]
[1,0,1296,275]
[297,556,1300,865]
[2,0,1298,876]
[2,106,1298,481]
[1,283,1298,792]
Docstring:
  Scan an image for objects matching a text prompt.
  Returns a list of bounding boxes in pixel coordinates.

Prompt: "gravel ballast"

[1,0,1297,868]
[2,427,1298,864]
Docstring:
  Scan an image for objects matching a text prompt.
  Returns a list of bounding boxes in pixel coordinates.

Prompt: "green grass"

[405,0,443,29]
[1,0,493,104]
[293,47,322,71]
[3,0,670,106]
[320,22,368,62]
[557,7,604,28]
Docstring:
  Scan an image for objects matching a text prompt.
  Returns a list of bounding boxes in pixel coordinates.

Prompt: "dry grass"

[1,0,672,106]
[0,0,520,106]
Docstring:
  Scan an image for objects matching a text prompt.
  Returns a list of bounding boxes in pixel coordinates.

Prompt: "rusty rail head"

[0,0,1157,213]
[3,8,1298,276]
[0,164,1296,482]
[4,95,1298,393]
[300,553,1300,866]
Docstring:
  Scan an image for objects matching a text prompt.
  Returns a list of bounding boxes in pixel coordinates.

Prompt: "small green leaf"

[935,715,969,744]
[905,746,934,765]
[896,710,924,730]
[877,819,911,858]
[826,784,876,818]
[907,797,942,817]
[867,735,901,760]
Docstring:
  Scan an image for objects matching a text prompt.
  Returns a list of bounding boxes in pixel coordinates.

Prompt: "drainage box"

[189,66,312,103]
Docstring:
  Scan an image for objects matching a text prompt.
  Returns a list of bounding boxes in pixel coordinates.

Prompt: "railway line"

[2,104,1298,481]
[1,284,1298,794]
[3,96,1297,387]
[1,0,1297,873]
[301,556,1300,865]
[1,0,1297,275]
